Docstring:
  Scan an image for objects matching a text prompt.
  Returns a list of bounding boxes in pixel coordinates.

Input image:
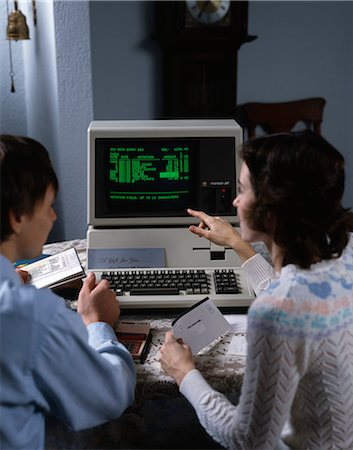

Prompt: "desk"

[44,239,247,449]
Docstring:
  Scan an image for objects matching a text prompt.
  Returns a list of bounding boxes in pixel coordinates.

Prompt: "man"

[0,135,136,450]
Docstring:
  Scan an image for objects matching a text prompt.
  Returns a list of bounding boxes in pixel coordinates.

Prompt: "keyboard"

[94,267,254,309]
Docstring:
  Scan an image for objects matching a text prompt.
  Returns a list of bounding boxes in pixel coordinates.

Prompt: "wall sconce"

[6,0,36,92]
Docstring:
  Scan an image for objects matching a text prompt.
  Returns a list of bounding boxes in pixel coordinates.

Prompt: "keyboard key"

[130,288,179,296]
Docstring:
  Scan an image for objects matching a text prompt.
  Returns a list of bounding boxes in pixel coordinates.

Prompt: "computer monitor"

[88,119,242,228]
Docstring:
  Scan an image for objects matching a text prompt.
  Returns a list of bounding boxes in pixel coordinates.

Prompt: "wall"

[0,0,93,241]
[51,1,93,240]
[237,0,353,209]
[90,0,161,120]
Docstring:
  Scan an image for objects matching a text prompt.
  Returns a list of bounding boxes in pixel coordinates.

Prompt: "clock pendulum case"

[154,1,257,119]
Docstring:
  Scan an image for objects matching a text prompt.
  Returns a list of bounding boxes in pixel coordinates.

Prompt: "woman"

[160,131,353,449]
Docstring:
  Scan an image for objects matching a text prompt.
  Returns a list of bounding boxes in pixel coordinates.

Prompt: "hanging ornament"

[6,0,30,93]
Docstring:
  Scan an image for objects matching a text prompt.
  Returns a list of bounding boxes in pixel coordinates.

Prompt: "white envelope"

[172,297,230,354]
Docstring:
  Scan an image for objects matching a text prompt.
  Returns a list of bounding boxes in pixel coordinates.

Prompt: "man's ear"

[8,210,24,235]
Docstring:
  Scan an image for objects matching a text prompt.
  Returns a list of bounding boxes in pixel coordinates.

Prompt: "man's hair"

[241,131,353,269]
[0,135,59,241]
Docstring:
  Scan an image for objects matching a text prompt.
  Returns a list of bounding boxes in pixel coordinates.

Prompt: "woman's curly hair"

[241,131,353,269]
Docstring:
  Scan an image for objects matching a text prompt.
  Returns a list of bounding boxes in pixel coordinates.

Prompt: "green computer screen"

[95,137,236,219]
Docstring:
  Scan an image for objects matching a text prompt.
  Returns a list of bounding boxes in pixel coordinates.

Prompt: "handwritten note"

[87,248,165,269]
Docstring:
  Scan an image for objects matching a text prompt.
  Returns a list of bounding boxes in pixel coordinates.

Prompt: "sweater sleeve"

[180,303,308,449]
[242,253,275,295]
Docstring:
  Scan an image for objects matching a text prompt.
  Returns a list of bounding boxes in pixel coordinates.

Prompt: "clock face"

[185,0,231,25]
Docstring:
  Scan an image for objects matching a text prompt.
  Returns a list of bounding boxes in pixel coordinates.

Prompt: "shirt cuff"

[242,253,274,295]
[86,322,117,349]
[179,369,214,410]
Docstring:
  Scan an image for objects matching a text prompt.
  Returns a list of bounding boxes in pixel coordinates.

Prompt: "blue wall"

[90,1,161,120]
[237,1,353,211]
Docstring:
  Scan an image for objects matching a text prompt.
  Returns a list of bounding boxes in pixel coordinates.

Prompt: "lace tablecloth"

[44,239,247,449]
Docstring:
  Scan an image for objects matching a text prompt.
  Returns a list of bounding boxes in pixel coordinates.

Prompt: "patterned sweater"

[180,236,353,449]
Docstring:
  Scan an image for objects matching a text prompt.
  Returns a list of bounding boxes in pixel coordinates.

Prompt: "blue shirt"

[0,255,136,450]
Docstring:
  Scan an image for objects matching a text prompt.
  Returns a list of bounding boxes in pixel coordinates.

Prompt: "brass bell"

[7,1,30,40]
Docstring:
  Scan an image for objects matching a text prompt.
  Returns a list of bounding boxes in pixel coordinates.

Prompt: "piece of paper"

[224,314,248,333]
[227,334,247,357]
[87,248,165,269]
[172,297,230,354]
[25,248,85,289]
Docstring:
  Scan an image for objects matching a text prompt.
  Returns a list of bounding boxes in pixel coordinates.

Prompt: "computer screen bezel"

[87,119,242,227]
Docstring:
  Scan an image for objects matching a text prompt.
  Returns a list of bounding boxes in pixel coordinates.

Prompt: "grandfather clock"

[154,1,256,119]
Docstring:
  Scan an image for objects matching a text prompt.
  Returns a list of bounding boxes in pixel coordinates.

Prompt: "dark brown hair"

[241,131,353,269]
[0,135,59,241]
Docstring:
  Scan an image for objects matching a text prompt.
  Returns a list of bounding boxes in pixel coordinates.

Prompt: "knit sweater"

[180,236,353,449]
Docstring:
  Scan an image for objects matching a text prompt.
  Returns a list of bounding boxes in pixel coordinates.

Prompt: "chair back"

[243,97,326,139]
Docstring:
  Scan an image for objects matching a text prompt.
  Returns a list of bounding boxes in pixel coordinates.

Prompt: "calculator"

[115,321,151,362]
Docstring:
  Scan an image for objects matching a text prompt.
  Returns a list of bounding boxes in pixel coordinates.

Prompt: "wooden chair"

[242,97,326,139]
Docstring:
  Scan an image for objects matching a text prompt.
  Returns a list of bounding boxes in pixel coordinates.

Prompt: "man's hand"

[16,269,30,284]
[77,272,120,327]
[160,330,196,386]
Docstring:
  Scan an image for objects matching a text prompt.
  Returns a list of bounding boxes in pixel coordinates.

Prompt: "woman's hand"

[187,208,256,263]
[160,330,196,385]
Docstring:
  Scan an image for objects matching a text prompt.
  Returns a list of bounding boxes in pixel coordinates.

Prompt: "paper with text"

[25,248,85,289]
[87,248,165,269]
